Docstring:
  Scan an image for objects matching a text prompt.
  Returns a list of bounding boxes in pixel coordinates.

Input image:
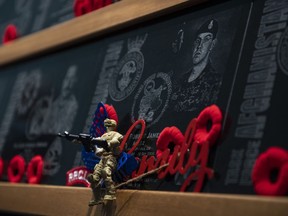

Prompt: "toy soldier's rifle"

[57,131,110,152]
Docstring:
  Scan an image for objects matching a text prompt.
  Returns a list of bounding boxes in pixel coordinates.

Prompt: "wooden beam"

[0,0,207,67]
[0,183,287,216]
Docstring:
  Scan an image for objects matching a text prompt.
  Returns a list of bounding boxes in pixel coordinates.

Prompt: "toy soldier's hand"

[95,147,104,157]
[109,139,120,147]
[63,131,71,139]
[71,138,82,144]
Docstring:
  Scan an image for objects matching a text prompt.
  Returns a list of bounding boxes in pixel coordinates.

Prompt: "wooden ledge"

[0,183,287,216]
[0,0,207,67]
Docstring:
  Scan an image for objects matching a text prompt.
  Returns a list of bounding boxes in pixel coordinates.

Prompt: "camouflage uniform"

[88,119,123,206]
[171,61,221,112]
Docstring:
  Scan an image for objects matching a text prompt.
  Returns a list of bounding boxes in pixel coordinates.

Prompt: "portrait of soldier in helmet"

[171,19,222,112]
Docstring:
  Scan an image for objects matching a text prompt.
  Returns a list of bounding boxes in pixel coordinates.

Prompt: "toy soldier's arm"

[91,137,110,152]
[109,134,123,147]
[57,131,110,152]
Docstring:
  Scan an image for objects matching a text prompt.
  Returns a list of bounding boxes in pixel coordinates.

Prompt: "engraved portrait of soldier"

[46,65,79,134]
[171,19,222,112]
[25,65,79,138]
[16,70,42,115]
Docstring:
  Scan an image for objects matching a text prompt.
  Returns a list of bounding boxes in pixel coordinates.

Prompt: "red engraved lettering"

[120,119,145,153]
[125,105,222,192]
[180,140,213,192]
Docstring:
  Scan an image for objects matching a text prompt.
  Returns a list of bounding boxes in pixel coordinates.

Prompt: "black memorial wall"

[0,0,287,194]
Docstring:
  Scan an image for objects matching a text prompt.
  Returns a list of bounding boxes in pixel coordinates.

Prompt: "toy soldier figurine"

[87,118,123,206]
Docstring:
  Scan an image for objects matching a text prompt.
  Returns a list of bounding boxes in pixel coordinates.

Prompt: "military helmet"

[196,19,218,39]
[104,118,117,128]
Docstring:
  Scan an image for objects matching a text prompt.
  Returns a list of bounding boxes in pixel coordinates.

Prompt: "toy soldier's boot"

[104,182,116,201]
[103,169,116,200]
[89,161,104,184]
[88,184,103,206]
[103,157,117,201]
[87,165,103,206]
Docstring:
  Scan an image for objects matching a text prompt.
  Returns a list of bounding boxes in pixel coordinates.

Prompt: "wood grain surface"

[0,183,287,216]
